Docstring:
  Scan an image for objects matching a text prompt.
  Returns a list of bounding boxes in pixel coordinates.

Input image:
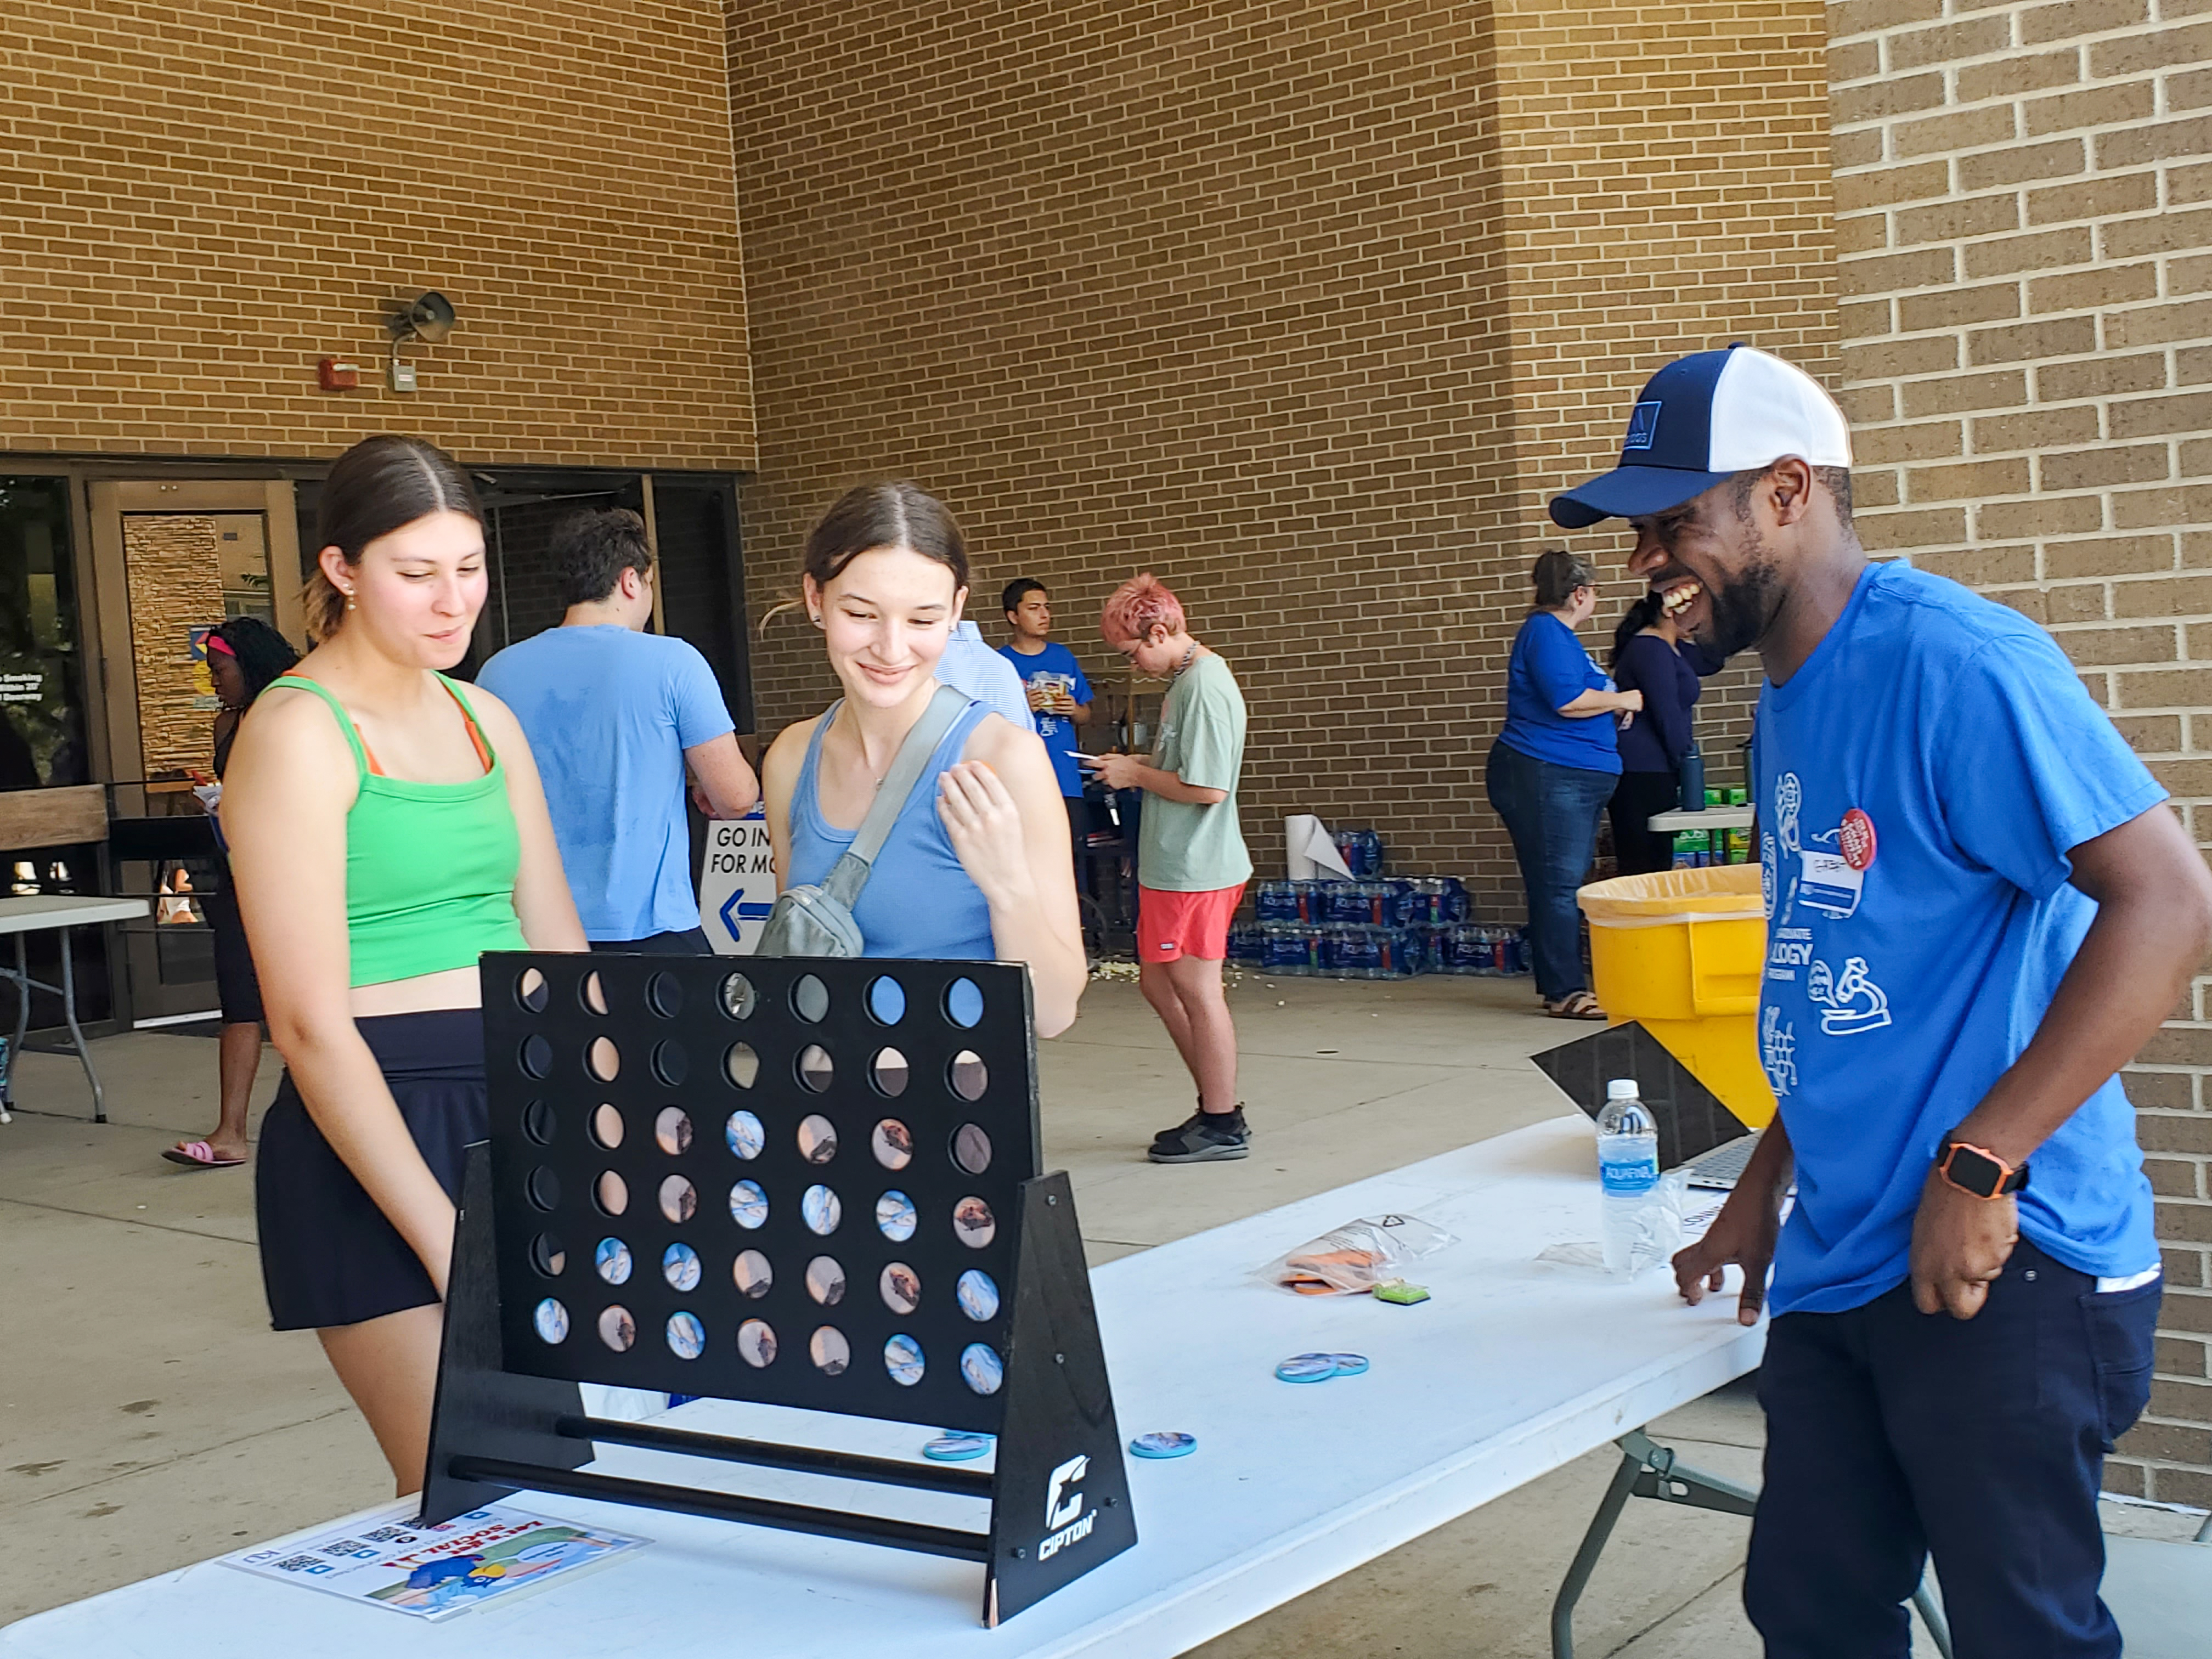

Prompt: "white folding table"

[1,1115,1770,1657]
[0,894,150,1125]
[1645,805,1756,834]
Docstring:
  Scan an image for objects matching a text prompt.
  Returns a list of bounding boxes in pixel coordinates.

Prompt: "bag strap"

[820,683,973,907]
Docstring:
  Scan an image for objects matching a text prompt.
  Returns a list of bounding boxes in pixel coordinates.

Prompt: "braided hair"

[210,615,300,705]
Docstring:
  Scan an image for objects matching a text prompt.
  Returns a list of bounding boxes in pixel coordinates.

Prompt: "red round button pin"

[1840,808,1877,871]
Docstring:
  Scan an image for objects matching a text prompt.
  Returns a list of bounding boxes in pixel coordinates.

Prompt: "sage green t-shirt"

[1139,651,1251,892]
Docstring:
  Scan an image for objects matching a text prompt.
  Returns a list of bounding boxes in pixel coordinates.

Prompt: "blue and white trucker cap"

[1548,345,1852,529]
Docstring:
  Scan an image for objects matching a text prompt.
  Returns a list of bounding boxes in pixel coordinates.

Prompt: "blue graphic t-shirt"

[1499,611,1622,774]
[1754,562,2164,1316]
[998,641,1093,797]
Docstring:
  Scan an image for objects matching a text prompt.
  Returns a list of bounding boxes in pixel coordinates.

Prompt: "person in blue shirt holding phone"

[997,578,1095,855]
[1485,549,1642,1019]
[1555,343,2212,1659]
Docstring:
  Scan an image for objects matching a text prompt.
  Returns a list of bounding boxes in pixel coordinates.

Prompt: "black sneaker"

[1148,1109,1249,1164]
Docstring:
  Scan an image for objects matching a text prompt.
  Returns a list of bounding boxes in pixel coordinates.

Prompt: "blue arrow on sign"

[719,887,774,940]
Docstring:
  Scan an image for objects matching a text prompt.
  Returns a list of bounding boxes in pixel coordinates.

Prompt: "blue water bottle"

[1677,741,1706,814]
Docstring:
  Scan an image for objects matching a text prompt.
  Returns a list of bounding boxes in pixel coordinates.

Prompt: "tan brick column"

[1827,0,2212,1503]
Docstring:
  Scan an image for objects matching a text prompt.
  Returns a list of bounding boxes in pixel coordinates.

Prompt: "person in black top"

[1605,591,1702,874]
[163,616,298,1170]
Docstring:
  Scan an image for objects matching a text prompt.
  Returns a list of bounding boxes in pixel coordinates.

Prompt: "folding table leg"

[1549,1427,1952,1659]
[1549,1447,1643,1659]
[59,925,104,1124]
[2,934,25,1125]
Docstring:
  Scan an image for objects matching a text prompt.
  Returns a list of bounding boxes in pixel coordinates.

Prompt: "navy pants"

[1484,738,1615,1001]
[1748,1239,2160,1658]
[590,927,713,955]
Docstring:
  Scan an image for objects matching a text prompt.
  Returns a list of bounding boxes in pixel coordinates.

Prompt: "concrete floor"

[0,971,2192,1650]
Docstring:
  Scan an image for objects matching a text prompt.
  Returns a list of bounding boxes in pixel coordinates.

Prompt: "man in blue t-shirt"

[997,579,1095,855]
[1553,345,2212,1658]
[477,510,758,952]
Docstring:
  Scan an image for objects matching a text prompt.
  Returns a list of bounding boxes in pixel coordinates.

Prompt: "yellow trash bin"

[1575,864,1776,1129]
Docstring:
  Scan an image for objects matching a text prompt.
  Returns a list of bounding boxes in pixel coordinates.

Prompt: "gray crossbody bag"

[753,683,970,958]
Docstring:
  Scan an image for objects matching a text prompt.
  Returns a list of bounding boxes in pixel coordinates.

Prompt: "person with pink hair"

[1087,574,1251,1163]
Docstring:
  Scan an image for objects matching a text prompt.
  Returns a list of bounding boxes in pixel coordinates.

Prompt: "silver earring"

[345,590,357,611]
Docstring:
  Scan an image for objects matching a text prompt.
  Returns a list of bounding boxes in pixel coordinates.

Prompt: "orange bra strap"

[446,681,495,772]
[352,683,488,779]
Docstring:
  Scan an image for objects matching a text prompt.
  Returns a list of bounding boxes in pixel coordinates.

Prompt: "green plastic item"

[1374,1279,1431,1306]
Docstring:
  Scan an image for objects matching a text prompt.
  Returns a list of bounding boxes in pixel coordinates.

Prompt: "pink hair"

[1099,572,1185,644]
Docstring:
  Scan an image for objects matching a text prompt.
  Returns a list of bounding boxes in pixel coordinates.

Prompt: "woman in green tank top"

[221,436,586,1496]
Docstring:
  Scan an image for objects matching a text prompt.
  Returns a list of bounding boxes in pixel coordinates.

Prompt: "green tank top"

[270,673,530,988]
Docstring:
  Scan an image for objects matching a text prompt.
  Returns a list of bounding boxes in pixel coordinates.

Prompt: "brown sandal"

[1545,990,1607,1020]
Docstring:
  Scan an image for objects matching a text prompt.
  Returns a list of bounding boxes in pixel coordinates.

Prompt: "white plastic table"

[1,1115,1765,1657]
[0,895,149,1124]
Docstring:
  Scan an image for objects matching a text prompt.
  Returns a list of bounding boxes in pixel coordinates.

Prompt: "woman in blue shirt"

[1606,590,1703,874]
[1485,550,1642,1018]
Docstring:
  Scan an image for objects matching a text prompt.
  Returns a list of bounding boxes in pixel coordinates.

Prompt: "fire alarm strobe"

[419,955,1137,1626]
[315,356,360,392]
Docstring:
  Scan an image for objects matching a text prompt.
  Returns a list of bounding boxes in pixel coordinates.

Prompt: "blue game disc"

[1128,1431,1197,1459]
[1275,1353,1338,1383]
[1325,1352,1370,1376]
[923,1434,992,1462]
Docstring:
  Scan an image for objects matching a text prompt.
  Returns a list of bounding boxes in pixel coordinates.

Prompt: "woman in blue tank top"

[763,484,1087,1037]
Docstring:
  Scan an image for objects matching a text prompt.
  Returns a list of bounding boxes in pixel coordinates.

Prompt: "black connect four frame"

[417,953,1136,1625]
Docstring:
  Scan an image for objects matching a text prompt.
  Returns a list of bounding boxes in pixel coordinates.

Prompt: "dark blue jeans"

[1748,1239,2160,1658]
[1484,738,1616,1001]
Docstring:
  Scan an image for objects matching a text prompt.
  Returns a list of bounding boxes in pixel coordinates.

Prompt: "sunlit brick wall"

[0,1,752,469]
[1826,0,2212,1503]
[725,0,1839,906]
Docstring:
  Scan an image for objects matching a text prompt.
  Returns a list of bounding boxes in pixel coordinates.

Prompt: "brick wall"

[726,0,1838,907]
[1826,0,2212,1503]
[1486,0,1842,847]
[1,2,752,469]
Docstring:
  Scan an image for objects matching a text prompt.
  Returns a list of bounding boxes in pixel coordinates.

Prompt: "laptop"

[1531,1020,1759,1190]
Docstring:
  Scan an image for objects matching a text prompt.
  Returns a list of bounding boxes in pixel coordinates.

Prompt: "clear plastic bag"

[1262,1213,1458,1296]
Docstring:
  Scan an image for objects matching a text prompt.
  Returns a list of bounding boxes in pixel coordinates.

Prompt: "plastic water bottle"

[1596,1079,1665,1276]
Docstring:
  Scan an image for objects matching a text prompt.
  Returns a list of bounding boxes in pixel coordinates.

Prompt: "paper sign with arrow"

[698,806,776,955]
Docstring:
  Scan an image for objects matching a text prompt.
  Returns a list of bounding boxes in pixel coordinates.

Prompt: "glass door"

[88,481,306,1023]
[0,476,108,1027]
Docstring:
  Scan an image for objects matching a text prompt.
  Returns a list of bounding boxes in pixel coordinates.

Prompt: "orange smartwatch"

[1936,1136,2029,1200]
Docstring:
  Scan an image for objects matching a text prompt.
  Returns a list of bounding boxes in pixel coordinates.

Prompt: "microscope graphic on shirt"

[1806,956,1891,1036]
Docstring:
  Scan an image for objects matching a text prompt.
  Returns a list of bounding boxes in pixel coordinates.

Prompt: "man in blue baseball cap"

[1554,344,2212,1656]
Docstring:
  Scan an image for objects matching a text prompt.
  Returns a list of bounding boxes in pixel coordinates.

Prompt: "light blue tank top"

[787,700,998,960]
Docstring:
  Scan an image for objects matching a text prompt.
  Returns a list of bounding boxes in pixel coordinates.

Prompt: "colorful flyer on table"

[222,1503,649,1620]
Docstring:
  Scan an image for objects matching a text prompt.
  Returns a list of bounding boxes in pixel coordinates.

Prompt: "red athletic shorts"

[1137,883,1246,963]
